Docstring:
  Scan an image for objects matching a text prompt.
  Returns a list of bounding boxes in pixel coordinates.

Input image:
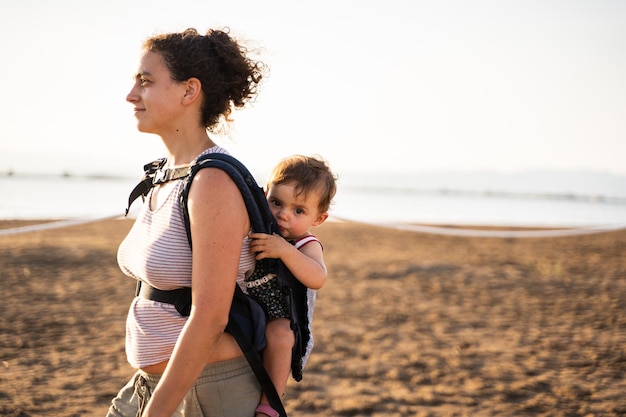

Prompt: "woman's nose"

[126,85,139,103]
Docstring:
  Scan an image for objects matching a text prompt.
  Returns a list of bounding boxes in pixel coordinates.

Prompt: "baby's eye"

[270,199,281,207]
[294,208,305,215]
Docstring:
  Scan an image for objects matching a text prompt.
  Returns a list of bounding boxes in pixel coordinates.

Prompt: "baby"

[248,155,337,417]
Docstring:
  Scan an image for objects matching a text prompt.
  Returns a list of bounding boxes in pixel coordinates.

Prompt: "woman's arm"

[142,168,249,417]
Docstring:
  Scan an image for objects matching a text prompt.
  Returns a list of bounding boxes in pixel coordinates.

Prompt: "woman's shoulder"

[193,145,229,163]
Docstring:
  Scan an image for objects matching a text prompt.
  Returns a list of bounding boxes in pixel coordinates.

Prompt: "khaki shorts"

[106,356,261,417]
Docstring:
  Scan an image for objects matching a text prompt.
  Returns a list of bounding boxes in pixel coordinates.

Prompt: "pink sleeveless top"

[292,234,321,368]
[117,147,256,368]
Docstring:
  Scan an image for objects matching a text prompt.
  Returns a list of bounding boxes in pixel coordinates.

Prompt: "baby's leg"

[256,318,294,416]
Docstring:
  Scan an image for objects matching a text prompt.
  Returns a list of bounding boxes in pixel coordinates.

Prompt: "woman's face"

[126,51,187,135]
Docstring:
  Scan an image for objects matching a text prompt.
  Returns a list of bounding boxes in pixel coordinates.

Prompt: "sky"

[1,0,625,180]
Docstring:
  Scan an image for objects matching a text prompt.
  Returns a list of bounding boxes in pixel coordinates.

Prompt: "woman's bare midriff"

[139,332,243,375]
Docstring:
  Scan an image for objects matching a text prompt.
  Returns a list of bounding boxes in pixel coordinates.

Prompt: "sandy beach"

[1,219,625,417]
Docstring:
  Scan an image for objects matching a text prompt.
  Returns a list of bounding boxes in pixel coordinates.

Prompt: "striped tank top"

[117,146,256,368]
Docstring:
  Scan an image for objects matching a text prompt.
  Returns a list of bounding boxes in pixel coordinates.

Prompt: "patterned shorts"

[245,271,289,319]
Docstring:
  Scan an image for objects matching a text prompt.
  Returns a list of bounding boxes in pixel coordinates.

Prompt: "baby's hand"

[249,232,290,260]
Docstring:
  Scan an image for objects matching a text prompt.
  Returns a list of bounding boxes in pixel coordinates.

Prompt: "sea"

[2,170,626,229]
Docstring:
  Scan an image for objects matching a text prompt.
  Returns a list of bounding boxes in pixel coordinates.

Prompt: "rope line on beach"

[330,215,626,238]
[0,214,124,237]
[2,213,626,239]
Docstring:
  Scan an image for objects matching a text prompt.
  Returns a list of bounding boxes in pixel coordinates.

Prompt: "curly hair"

[143,28,267,131]
[268,155,338,214]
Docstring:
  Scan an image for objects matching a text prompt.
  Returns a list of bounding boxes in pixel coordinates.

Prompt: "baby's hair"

[268,155,337,213]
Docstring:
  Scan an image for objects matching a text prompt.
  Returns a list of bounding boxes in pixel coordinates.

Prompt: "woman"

[107,28,268,417]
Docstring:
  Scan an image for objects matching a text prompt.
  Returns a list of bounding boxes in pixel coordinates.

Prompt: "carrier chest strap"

[152,165,191,185]
[125,160,191,216]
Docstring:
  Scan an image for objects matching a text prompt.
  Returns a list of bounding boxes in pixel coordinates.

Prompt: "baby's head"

[267,155,337,215]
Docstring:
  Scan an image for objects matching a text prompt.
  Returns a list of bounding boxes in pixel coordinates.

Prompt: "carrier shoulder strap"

[227,286,286,414]
[180,152,277,248]
[179,152,287,417]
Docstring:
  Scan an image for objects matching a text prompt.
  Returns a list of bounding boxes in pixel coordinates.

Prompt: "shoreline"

[4,216,626,229]
[3,174,626,229]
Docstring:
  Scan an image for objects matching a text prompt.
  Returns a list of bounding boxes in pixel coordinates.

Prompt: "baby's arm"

[249,233,327,289]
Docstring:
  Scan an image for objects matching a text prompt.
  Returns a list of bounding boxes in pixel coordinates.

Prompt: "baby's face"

[266,182,324,240]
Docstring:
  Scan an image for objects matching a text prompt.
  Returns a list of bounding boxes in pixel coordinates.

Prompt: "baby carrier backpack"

[126,152,313,417]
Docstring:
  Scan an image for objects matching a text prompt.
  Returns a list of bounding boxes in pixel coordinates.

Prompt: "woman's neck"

[161,131,216,167]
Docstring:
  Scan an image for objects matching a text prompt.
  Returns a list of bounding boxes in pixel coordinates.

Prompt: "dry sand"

[1,219,625,417]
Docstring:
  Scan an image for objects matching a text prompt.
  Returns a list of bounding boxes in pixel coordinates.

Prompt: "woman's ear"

[182,77,202,104]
